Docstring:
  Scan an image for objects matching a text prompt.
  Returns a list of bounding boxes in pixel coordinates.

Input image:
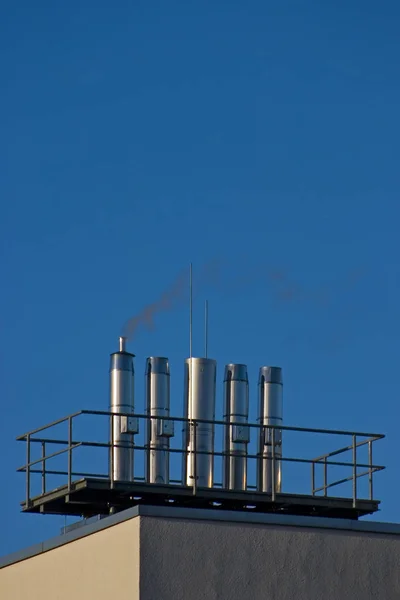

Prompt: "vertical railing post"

[41,441,46,495]
[110,411,114,490]
[67,417,72,493]
[311,461,315,496]
[271,427,276,502]
[368,440,373,500]
[26,434,31,509]
[352,434,357,508]
[323,457,327,497]
[192,421,197,496]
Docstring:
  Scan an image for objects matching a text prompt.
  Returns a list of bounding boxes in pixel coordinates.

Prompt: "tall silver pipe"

[182,358,216,488]
[145,357,172,484]
[223,364,249,491]
[257,366,283,493]
[109,336,135,482]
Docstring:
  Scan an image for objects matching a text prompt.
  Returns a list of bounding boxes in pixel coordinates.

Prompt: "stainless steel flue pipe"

[109,337,136,482]
[257,366,283,493]
[223,364,249,491]
[182,357,217,488]
[145,357,173,484]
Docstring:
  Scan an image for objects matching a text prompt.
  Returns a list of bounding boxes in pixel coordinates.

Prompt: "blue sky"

[1,0,400,556]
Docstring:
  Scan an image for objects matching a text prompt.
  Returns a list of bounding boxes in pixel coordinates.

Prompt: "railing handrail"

[19,442,82,471]
[17,408,386,511]
[17,409,386,441]
[16,411,84,440]
[17,440,386,473]
[312,436,382,462]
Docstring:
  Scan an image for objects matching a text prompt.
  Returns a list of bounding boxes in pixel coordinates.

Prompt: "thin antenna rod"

[204,300,208,358]
[189,263,193,358]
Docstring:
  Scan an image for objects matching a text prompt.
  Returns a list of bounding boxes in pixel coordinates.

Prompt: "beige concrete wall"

[0,518,140,600]
[140,517,400,600]
[3,512,400,600]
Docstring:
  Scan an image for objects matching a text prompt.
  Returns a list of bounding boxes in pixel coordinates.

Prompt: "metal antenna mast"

[189,263,193,358]
[204,300,208,358]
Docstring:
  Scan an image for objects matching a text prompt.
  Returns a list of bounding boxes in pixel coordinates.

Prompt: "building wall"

[2,508,400,600]
[140,516,400,600]
[0,518,140,600]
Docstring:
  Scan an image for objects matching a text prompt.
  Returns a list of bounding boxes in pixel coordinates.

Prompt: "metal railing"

[16,410,385,510]
[311,435,382,508]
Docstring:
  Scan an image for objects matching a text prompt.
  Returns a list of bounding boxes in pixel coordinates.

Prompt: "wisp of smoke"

[122,260,221,340]
[122,258,366,347]
[122,269,187,340]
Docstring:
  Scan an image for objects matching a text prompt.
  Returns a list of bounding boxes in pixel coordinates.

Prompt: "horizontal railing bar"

[23,469,110,478]
[313,467,381,493]
[25,438,76,446]
[76,410,385,439]
[18,445,386,472]
[312,437,382,462]
[25,436,384,465]
[22,469,156,482]
[16,412,83,441]
[76,441,111,448]
[25,464,382,495]
[314,476,353,493]
[21,436,385,470]
[17,443,82,471]
[27,438,116,449]
[16,408,383,440]
[18,440,385,472]
[24,467,383,496]
[21,445,386,470]
[281,456,384,469]
[128,445,384,470]
[18,416,385,448]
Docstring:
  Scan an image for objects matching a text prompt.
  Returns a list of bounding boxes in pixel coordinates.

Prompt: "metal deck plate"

[21,478,380,520]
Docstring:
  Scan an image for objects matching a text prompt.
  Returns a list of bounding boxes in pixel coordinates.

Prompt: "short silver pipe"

[223,364,249,491]
[145,357,172,484]
[109,337,136,482]
[257,366,283,493]
[182,358,217,488]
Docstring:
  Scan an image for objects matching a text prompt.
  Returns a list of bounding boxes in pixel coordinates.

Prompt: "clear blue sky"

[1,0,400,556]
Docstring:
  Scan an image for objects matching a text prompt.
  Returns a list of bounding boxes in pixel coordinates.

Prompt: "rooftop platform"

[17,409,385,522]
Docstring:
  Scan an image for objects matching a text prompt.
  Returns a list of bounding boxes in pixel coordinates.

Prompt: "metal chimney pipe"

[145,357,172,484]
[257,366,283,494]
[109,339,135,482]
[182,357,216,488]
[119,336,127,352]
[223,364,249,491]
